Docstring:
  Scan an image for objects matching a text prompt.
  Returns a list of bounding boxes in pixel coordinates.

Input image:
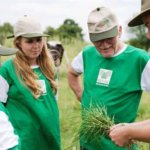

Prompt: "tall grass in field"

[2,39,150,150]
[56,39,88,150]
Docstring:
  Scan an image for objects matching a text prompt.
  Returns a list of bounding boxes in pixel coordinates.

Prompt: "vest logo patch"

[37,80,47,95]
[96,69,112,86]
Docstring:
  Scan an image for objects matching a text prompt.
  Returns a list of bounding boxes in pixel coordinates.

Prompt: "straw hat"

[128,0,150,27]
[0,45,18,56]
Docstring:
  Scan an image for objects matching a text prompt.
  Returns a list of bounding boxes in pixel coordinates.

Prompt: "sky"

[0,0,141,41]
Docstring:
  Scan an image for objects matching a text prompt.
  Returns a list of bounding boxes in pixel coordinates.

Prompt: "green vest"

[0,59,61,150]
[81,45,149,150]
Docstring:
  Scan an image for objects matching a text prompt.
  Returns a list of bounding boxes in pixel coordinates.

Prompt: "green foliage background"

[0,18,83,45]
[127,25,150,51]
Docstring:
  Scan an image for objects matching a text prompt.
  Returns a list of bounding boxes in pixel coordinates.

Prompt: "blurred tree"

[0,22,13,45]
[0,19,84,45]
[57,19,83,41]
[127,25,150,51]
[44,26,56,38]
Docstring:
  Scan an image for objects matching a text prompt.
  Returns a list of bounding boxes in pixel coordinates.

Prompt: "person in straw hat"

[68,5,150,150]
[0,46,19,150]
[0,15,61,150]
[109,0,150,147]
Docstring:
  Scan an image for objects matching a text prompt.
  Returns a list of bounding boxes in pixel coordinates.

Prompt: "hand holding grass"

[109,123,133,147]
[69,104,134,150]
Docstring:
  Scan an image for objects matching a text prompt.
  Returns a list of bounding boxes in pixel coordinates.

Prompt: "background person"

[68,6,150,150]
[47,41,64,67]
[0,16,61,150]
[109,0,150,147]
[47,41,64,100]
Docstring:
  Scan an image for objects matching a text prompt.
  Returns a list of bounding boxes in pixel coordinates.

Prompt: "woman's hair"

[13,37,57,98]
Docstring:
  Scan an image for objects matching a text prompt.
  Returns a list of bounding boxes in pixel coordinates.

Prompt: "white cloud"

[0,0,141,41]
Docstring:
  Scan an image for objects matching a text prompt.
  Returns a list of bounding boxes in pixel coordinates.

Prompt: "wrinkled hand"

[109,123,132,147]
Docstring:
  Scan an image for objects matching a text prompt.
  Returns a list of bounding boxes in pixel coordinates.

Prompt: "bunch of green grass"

[78,104,114,143]
[70,104,135,150]
[67,104,115,149]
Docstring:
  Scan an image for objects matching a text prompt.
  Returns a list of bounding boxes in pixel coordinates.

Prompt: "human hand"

[109,123,132,147]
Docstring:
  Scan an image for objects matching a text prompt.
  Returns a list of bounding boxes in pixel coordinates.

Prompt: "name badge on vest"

[96,69,113,86]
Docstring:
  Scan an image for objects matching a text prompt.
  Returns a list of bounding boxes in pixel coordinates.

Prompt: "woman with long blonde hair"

[0,16,61,150]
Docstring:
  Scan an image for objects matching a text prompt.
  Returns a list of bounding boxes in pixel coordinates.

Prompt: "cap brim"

[7,33,49,39]
[22,33,49,38]
[0,47,18,56]
[128,9,150,27]
[89,26,118,42]
[7,35,14,39]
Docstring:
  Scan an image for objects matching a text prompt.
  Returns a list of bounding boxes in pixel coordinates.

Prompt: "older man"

[109,0,150,147]
[68,6,150,150]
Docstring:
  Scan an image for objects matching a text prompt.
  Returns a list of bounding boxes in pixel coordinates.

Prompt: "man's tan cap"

[87,7,118,42]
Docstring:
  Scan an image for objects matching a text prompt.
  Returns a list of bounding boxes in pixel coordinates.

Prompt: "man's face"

[92,36,119,58]
[143,13,150,39]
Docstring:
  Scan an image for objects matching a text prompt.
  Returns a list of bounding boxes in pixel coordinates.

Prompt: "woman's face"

[19,37,44,63]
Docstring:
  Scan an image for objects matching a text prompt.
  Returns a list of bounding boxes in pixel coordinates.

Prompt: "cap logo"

[104,18,110,28]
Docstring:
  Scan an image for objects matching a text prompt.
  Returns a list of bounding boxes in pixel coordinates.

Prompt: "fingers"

[110,123,129,132]
[109,123,130,147]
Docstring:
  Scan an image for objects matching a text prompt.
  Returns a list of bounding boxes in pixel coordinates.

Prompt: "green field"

[1,39,150,150]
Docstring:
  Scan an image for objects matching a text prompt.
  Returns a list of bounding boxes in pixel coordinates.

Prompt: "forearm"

[109,121,150,146]
[68,67,82,102]
[128,123,150,142]
[131,119,150,126]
